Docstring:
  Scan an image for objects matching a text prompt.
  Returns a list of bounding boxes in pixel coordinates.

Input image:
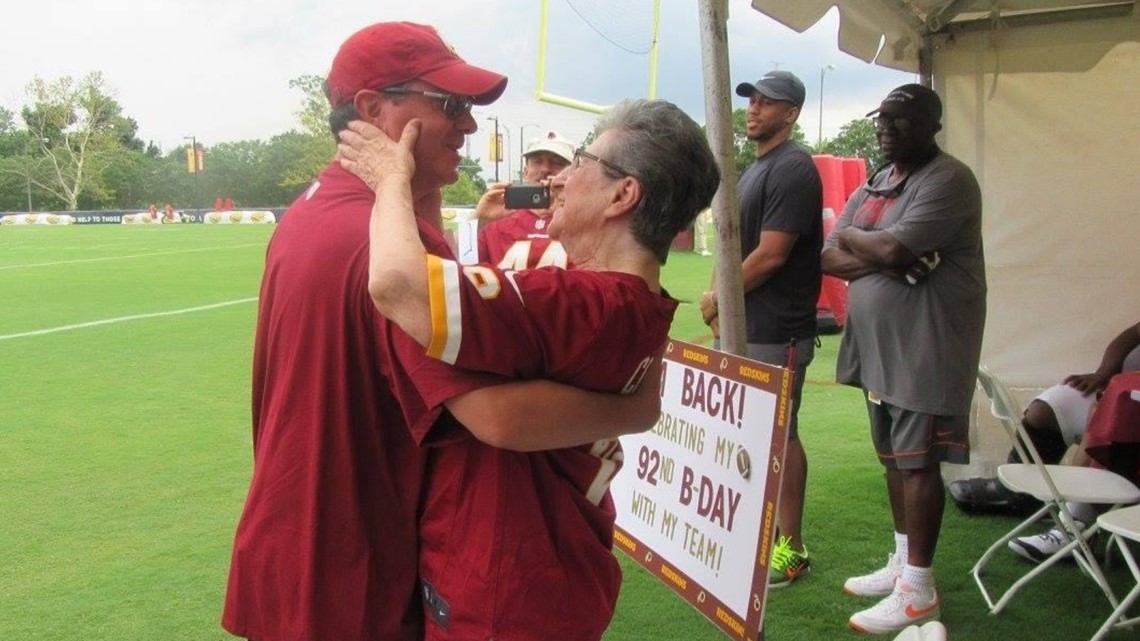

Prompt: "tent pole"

[698,0,747,356]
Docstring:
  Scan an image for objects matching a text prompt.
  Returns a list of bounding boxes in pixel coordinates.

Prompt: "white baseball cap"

[523,131,574,164]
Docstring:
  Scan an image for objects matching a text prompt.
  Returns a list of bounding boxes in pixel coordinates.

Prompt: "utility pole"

[184,135,200,208]
[486,117,500,182]
[519,123,540,181]
[818,65,836,149]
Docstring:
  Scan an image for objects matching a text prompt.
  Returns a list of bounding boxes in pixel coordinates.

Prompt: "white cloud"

[2,0,911,173]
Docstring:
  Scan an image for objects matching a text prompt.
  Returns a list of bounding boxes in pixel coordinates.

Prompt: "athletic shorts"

[865,393,970,469]
[1032,383,1096,445]
[746,338,814,440]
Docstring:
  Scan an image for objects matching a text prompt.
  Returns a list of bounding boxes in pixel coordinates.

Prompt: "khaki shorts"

[865,392,970,469]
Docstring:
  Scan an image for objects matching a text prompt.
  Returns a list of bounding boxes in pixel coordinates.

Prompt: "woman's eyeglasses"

[571,147,635,178]
[381,88,474,121]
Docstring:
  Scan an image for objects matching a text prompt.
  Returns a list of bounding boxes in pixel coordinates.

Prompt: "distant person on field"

[822,84,986,635]
[699,69,823,590]
[473,130,575,269]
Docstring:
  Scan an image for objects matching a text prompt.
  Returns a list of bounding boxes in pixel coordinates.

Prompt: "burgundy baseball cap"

[326,22,508,108]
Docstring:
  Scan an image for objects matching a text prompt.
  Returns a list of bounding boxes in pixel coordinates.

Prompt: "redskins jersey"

[477,209,568,269]
[223,163,502,641]
[419,255,676,641]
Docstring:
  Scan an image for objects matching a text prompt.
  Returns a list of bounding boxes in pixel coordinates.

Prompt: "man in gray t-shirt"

[822,84,986,635]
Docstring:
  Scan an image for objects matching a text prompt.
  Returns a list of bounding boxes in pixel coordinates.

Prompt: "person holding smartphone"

[472,130,575,269]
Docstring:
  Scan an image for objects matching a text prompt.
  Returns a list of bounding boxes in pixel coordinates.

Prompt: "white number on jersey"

[495,240,567,270]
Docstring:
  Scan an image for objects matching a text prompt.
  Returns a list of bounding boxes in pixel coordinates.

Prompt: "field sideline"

[1,225,1131,640]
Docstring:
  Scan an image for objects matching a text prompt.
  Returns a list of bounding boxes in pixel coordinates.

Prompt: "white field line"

[0,298,258,342]
[0,243,265,271]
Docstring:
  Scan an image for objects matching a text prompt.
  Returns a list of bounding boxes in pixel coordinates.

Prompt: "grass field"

[1,224,1134,640]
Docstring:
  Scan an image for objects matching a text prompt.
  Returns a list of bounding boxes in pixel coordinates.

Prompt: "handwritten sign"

[612,339,791,641]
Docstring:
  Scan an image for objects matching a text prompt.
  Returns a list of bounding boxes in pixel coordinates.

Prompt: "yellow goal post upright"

[535,0,662,115]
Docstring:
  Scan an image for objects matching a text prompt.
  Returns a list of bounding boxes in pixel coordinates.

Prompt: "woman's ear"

[606,176,643,219]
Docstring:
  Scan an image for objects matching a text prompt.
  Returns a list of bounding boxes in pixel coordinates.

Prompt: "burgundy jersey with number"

[222,163,501,641]
[419,255,675,641]
[477,209,568,270]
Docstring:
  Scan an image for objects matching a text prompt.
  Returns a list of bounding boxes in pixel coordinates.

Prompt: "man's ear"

[605,176,643,220]
[785,105,801,127]
[354,90,384,123]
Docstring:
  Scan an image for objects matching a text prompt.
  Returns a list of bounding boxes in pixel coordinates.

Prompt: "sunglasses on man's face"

[872,115,915,133]
[381,88,474,121]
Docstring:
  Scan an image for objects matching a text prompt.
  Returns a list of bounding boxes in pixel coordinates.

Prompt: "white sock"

[1066,502,1095,526]
[893,531,909,564]
[902,564,935,596]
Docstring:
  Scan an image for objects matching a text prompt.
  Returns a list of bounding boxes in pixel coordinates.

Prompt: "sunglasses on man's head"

[381,88,474,121]
[872,115,915,133]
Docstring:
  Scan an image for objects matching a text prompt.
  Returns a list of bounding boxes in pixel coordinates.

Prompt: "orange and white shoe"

[849,579,940,635]
[844,553,903,597]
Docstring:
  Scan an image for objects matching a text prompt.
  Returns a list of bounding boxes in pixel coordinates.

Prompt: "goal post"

[535,0,662,114]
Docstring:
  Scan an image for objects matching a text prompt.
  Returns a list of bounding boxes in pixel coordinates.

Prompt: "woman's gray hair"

[594,99,720,264]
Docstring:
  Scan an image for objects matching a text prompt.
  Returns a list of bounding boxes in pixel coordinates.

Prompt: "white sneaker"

[1008,521,1084,563]
[844,553,903,597]
[849,579,940,635]
[891,621,948,641]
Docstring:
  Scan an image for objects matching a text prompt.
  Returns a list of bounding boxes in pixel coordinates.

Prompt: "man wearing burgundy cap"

[823,83,986,634]
[221,22,659,641]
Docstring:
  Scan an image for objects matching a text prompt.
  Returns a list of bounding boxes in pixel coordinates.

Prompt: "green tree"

[819,118,883,172]
[290,74,331,140]
[265,131,331,204]
[10,72,131,210]
[457,155,487,193]
[0,108,33,210]
[442,171,482,206]
[283,74,336,193]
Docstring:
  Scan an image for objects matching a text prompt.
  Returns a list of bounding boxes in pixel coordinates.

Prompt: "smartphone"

[503,184,551,210]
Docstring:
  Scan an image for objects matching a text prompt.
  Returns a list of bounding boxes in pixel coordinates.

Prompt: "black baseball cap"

[867,84,943,124]
[735,70,806,108]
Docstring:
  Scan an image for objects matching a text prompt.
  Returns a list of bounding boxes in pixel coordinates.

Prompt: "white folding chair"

[972,366,1140,615]
[1090,504,1140,640]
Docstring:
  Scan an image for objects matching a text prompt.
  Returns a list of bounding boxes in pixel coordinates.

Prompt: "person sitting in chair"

[1006,320,1140,562]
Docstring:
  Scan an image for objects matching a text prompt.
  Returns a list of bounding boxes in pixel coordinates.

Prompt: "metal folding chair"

[1090,504,1140,640]
[972,366,1140,615]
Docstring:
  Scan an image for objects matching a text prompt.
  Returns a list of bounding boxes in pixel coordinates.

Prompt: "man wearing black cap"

[823,83,986,634]
[700,69,823,589]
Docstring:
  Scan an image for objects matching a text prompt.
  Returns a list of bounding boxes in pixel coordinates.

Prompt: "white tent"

[712,1,1139,475]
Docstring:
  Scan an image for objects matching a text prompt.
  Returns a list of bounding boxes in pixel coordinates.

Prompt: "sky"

[1,0,914,178]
